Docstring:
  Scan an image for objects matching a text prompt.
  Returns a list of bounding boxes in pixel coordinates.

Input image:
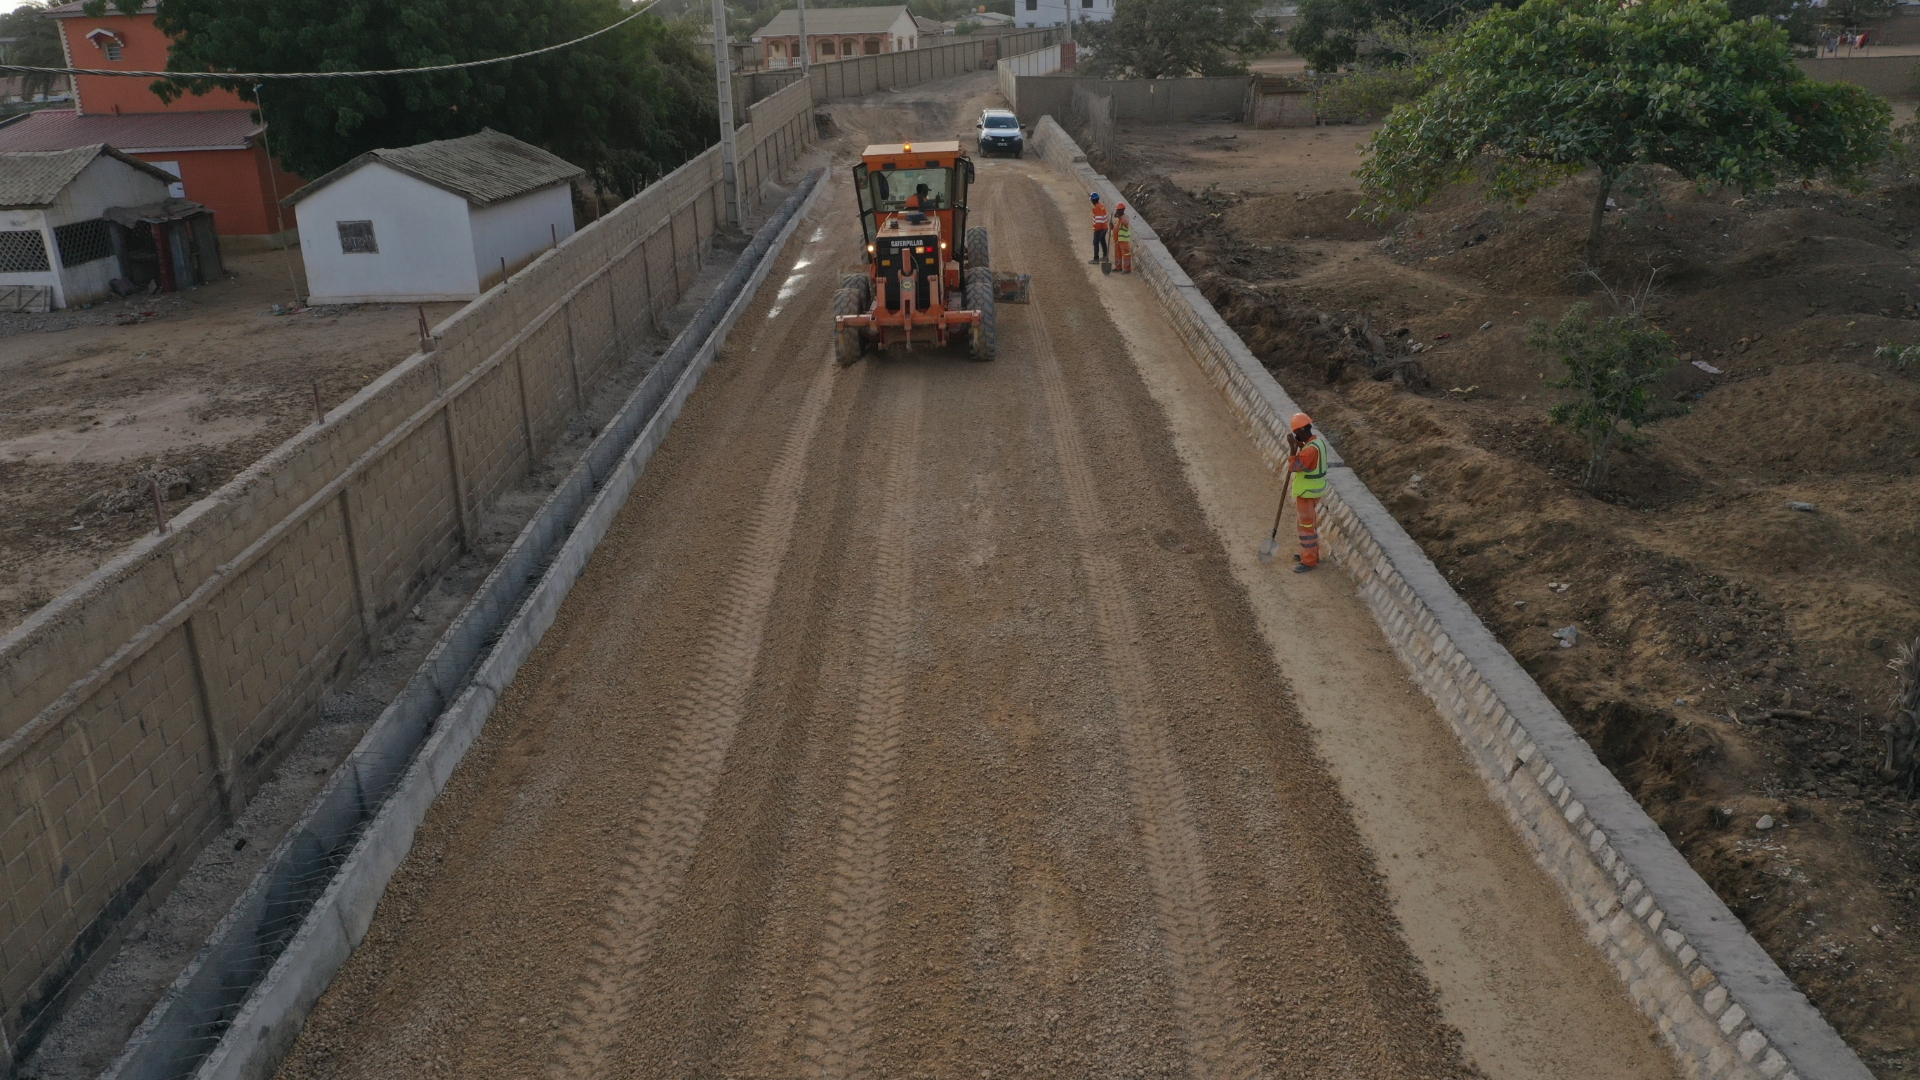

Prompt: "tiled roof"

[285,128,582,208]
[753,6,909,37]
[0,144,176,207]
[0,108,260,153]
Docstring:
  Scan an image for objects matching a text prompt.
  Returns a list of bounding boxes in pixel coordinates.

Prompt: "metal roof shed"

[0,144,176,311]
[284,128,585,304]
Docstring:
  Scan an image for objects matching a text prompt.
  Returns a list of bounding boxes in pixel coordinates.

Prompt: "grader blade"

[994,271,1031,304]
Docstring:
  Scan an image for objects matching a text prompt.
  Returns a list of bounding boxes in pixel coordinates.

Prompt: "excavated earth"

[266,78,1686,1080]
[1108,118,1920,1076]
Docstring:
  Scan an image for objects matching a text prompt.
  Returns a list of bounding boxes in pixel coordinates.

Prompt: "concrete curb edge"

[1028,115,1866,1080]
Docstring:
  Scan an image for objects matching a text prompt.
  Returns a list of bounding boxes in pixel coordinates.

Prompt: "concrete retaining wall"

[1030,114,1872,1080]
[1011,74,1250,126]
[1796,54,1920,99]
[103,169,826,1080]
[996,43,1062,110]
[736,27,1060,107]
[0,78,814,1071]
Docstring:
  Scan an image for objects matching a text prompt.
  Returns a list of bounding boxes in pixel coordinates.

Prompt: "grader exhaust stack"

[833,141,1009,364]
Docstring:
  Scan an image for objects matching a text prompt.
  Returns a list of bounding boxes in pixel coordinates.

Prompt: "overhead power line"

[0,0,662,80]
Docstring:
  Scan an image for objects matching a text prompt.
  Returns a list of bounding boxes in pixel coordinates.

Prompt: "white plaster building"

[752,6,921,68]
[286,129,583,305]
[0,144,175,310]
[1015,0,1115,29]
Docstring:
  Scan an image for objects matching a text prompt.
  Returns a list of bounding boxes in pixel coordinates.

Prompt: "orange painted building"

[0,0,303,239]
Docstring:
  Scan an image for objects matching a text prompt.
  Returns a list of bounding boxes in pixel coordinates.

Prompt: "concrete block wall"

[1795,54,1920,99]
[0,79,814,1070]
[996,43,1062,110]
[1030,114,1873,1080]
[1011,74,1250,127]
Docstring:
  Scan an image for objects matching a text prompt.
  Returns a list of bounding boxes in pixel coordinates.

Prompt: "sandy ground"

[266,74,1678,1080]
[0,249,464,623]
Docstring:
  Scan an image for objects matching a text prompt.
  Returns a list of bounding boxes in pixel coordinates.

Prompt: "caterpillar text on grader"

[833,140,1022,365]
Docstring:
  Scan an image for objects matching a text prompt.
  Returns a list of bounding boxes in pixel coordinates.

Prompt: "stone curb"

[1029,115,1867,1080]
[100,171,829,1080]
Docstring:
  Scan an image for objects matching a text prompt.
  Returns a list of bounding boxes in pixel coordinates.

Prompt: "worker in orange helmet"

[1286,411,1330,572]
[1112,203,1134,273]
[1089,192,1110,265]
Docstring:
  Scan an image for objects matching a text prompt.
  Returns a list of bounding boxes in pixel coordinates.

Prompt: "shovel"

[1257,463,1294,564]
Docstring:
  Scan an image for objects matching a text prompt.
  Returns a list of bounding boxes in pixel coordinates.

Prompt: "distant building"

[965,10,1016,28]
[0,1,303,245]
[913,14,951,39]
[286,129,582,305]
[0,143,223,310]
[1015,0,1115,29]
[751,6,921,69]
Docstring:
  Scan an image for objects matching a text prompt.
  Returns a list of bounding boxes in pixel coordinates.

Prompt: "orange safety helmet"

[1116,203,1127,212]
[1290,411,1313,434]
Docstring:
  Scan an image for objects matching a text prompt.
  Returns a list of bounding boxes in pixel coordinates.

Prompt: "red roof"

[0,109,260,153]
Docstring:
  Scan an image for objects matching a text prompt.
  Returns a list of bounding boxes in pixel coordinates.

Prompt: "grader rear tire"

[833,286,865,367]
[965,227,990,273]
[965,267,996,363]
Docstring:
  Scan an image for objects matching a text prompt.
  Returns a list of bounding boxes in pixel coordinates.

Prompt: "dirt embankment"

[1106,124,1920,1075]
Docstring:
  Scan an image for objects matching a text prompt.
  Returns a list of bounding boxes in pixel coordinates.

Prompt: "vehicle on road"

[975,108,1025,158]
[834,140,996,363]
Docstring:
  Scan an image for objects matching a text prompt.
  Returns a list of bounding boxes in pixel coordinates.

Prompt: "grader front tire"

[833,286,865,367]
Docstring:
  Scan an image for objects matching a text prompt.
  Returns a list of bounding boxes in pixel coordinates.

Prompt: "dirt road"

[272,82,1678,1080]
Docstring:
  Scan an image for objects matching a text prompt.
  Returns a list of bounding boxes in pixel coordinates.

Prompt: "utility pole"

[711,0,741,226]
[797,0,810,72]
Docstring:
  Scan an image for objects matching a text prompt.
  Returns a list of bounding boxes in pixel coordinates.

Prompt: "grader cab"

[833,141,997,363]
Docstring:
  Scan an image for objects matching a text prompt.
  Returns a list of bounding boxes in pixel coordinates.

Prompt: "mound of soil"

[1120,155,1920,1074]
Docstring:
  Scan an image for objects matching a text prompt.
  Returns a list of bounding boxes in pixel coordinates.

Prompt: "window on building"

[0,230,51,273]
[864,38,880,53]
[1025,0,1036,10]
[104,40,122,60]
[54,219,114,266]
[821,39,835,54]
[337,220,378,254]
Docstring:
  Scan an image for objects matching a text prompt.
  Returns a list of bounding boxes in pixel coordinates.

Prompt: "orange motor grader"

[833,141,996,363]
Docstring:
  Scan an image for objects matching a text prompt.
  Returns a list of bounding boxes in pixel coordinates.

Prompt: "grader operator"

[833,141,996,363]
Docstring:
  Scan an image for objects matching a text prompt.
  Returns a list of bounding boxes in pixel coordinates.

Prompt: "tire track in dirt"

[997,177,1266,1080]
[797,366,927,1078]
[546,349,843,1080]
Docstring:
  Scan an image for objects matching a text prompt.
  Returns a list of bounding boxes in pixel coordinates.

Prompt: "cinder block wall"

[0,79,814,1070]
[1012,74,1251,127]
[1795,54,1920,99]
[1030,115,1873,1080]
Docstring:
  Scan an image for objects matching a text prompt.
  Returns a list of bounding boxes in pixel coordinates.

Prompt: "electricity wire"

[0,0,662,80]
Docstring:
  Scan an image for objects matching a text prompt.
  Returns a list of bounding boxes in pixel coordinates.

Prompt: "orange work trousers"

[1296,496,1321,566]
[1114,239,1133,272]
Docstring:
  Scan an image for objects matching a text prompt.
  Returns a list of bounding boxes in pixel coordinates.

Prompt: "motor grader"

[833,141,997,363]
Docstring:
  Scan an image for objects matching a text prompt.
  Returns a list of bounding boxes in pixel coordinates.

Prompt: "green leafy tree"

[1529,301,1681,492]
[1356,0,1892,268]
[107,0,715,197]
[0,3,68,105]
[1077,0,1275,78]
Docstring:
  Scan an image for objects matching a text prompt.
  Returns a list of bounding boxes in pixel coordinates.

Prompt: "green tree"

[1077,0,1275,78]
[1530,301,1680,492]
[109,0,715,197]
[0,3,67,106]
[1356,0,1892,268]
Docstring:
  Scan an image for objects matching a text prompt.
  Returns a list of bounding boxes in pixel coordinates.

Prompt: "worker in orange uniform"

[1286,412,1330,572]
[1113,203,1134,273]
[1090,192,1110,264]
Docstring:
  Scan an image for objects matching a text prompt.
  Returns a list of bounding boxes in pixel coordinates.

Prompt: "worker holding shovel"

[1259,412,1330,573]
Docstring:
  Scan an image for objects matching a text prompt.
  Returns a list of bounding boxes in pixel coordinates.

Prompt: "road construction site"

[255,76,1687,1080]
